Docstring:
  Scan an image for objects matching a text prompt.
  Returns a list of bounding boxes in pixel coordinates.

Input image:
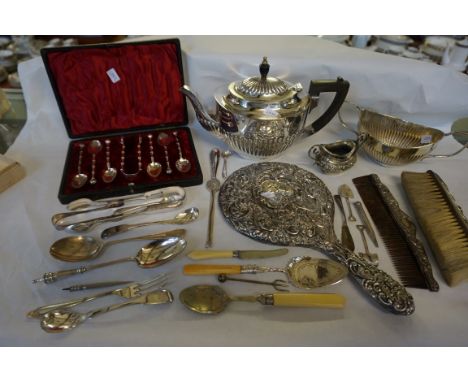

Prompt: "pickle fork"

[27,273,169,319]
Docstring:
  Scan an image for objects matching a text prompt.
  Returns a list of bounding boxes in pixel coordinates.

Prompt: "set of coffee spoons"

[70,131,192,189]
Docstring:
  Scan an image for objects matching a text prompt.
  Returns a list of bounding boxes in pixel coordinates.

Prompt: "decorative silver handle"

[328,242,415,315]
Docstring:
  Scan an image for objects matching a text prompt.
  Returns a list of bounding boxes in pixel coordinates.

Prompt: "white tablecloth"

[1,36,468,346]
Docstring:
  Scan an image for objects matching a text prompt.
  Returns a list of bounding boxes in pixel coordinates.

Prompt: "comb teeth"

[402,171,468,287]
[353,174,439,291]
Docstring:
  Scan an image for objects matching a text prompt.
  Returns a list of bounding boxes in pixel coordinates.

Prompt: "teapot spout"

[180,85,220,133]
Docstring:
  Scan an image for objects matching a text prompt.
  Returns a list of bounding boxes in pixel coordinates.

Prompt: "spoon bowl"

[40,310,84,333]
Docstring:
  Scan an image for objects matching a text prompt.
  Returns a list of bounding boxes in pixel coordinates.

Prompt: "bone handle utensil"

[338,184,356,222]
[334,195,355,251]
[353,201,379,247]
[356,225,379,265]
[205,148,221,248]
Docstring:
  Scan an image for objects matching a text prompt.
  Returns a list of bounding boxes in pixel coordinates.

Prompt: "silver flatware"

[66,187,185,211]
[100,208,199,239]
[33,237,186,284]
[52,198,184,233]
[338,184,356,221]
[88,140,102,185]
[353,201,379,247]
[49,229,186,262]
[334,195,355,251]
[205,148,220,248]
[62,280,133,292]
[39,289,173,333]
[28,274,168,318]
[173,131,192,173]
[71,143,88,189]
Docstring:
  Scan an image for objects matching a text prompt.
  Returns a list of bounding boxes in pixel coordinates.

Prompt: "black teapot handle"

[308,77,350,133]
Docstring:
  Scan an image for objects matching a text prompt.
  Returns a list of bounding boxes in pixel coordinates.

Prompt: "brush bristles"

[402,171,468,287]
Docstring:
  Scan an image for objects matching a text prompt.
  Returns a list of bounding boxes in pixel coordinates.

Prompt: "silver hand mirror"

[218,162,415,315]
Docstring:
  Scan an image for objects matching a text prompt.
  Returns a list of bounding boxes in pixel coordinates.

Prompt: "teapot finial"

[259,57,270,81]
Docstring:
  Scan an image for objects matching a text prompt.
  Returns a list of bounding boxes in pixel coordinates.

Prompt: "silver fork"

[27,273,169,319]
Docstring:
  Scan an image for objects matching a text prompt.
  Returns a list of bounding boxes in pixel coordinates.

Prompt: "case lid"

[42,39,187,139]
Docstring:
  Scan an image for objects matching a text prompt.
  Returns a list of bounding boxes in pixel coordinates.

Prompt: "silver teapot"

[180,57,349,159]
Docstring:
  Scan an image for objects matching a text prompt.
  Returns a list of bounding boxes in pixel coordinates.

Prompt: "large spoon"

[179,285,346,315]
[49,229,186,262]
[34,236,187,284]
[183,256,348,290]
[100,207,199,239]
[40,289,173,333]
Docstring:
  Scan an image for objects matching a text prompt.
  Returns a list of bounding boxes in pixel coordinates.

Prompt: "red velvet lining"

[62,128,198,196]
[45,42,186,136]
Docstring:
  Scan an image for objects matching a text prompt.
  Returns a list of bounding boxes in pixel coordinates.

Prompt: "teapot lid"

[226,57,303,107]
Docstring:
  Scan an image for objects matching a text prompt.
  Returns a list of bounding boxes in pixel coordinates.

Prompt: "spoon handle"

[101,221,183,239]
[32,257,134,284]
[104,228,186,245]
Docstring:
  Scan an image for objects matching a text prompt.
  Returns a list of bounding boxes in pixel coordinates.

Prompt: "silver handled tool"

[217,274,289,291]
[334,195,355,251]
[354,201,379,247]
[356,225,379,265]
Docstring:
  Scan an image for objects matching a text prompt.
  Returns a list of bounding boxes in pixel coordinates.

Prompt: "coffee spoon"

[100,207,199,239]
[157,132,173,174]
[102,139,117,183]
[34,237,187,284]
[71,144,88,189]
[146,134,162,178]
[173,131,191,173]
[49,229,186,262]
[88,140,102,185]
[40,289,173,333]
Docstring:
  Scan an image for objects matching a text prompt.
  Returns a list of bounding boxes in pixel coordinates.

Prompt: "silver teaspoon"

[71,144,88,189]
[88,140,102,185]
[157,132,173,174]
[102,139,117,183]
[173,131,191,173]
[146,134,162,178]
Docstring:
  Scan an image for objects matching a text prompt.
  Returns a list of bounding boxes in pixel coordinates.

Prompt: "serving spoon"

[179,285,345,315]
[100,207,199,239]
[34,237,187,284]
[40,289,173,333]
[49,229,186,262]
